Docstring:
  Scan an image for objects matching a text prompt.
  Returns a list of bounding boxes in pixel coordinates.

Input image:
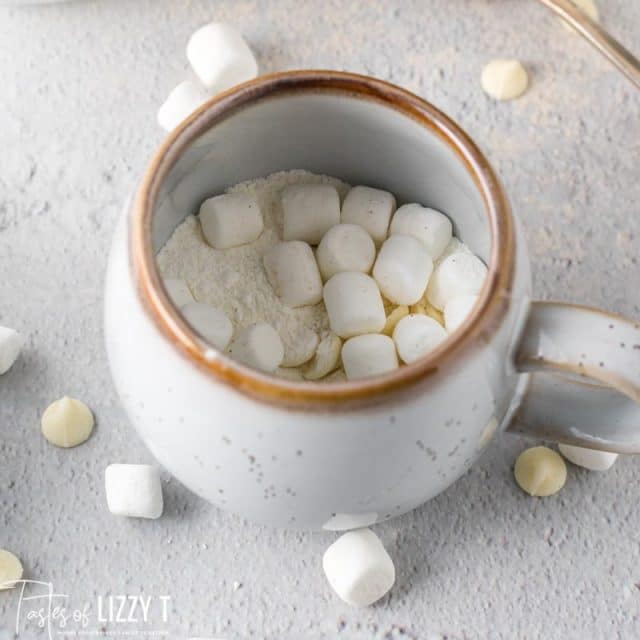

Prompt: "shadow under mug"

[104,71,640,530]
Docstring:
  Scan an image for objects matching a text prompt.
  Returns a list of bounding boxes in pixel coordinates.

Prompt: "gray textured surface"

[1,1,639,638]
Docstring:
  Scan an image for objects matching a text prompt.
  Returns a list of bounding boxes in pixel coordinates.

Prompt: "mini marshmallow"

[382,305,409,336]
[443,294,479,333]
[263,241,323,307]
[157,80,210,132]
[281,327,319,367]
[372,234,434,305]
[341,186,396,247]
[0,549,23,590]
[164,278,195,308]
[199,193,263,249]
[282,184,340,245]
[389,204,453,260]
[393,314,447,364]
[105,464,164,519]
[323,272,386,339]
[301,332,342,380]
[342,334,399,380]
[181,302,233,350]
[41,396,94,448]
[316,223,376,281]
[436,237,473,266]
[186,22,258,90]
[426,252,487,311]
[514,447,566,497]
[558,443,618,471]
[322,528,395,607]
[228,323,284,372]
[481,59,529,101]
[0,326,23,375]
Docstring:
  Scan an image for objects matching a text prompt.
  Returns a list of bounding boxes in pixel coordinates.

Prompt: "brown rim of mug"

[130,70,516,411]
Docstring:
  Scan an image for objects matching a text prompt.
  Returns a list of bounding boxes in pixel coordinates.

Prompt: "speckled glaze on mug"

[104,71,640,530]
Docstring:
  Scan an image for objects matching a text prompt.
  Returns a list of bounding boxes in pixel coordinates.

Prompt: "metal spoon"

[539,0,640,90]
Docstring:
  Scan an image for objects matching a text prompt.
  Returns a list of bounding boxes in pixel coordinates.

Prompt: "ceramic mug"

[104,71,640,530]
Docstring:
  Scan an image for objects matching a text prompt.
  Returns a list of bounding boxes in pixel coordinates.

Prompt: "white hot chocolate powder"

[157,171,350,380]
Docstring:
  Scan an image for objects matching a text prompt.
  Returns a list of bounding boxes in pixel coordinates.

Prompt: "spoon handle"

[539,0,640,90]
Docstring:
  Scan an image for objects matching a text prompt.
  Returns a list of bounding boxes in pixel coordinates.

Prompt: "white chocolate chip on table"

[157,80,211,133]
[481,59,529,101]
[181,302,233,351]
[0,549,23,590]
[105,464,164,519]
[389,203,453,260]
[41,396,94,448]
[514,446,567,497]
[228,323,284,373]
[316,223,376,281]
[323,528,395,607]
[342,334,399,380]
[558,443,618,471]
[282,184,341,245]
[341,185,396,247]
[393,314,448,364]
[0,326,23,375]
[263,241,323,307]
[301,332,342,380]
[199,193,263,249]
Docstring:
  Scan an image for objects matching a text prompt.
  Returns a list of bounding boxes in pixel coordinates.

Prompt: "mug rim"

[130,70,516,410]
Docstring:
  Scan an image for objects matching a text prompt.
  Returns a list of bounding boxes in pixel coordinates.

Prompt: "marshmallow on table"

[372,234,433,306]
[323,528,395,607]
[282,184,340,245]
[393,314,447,364]
[41,396,94,448]
[181,302,233,350]
[514,447,567,497]
[199,193,263,249]
[342,334,399,380]
[228,323,284,373]
[558,443,618,471]
[164,278,195,308]
[389,204,453,260]
[157,80,210,132]
[341,186,396,247]
[0,326,23,375]
[187,22,258,90]
[105,464,164,519]
[443,294,479,333]
[263,241,323,307]
[301,332,342,380]
[0,549,23,590]
[481,59,529,101]
[316,223,376,281]
[426,252,487,311]
[323,272,386,339]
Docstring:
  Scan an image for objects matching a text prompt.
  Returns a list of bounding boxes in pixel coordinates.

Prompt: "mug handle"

[508,301,640,453]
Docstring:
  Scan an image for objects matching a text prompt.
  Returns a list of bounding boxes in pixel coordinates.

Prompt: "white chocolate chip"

[514,446,567,497]
[301,332,342,380]
[186,22,258,90]
[392,314,447,364]
[163,278,195,308]
[199,193,263,249]
[181,302,233,351]
[316,223,376,281]
[105,464,164,519]
[443,294,479,333]
[373,235,433,306]
[281,327,319,367]
[282,184,340,245]
[0,326,23,375]
[389,204,453,260]
[228,323,284,373]
[342,334,399,380]
[323,272,386,339]
[481,59,529,101]
[558,443,618,471]
[157,80,210,132]
[322,528,395,607]
[263,241,323,307]
[41,396,94,448]
[382,306,409,336]
[0,549,23,590]
[426,252,487,311]
[341,186,396,247]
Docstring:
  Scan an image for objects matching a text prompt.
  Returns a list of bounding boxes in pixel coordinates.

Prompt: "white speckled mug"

[104,71,640,530]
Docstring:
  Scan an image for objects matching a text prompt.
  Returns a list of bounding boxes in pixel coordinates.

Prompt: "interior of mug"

[151,89,490,262]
